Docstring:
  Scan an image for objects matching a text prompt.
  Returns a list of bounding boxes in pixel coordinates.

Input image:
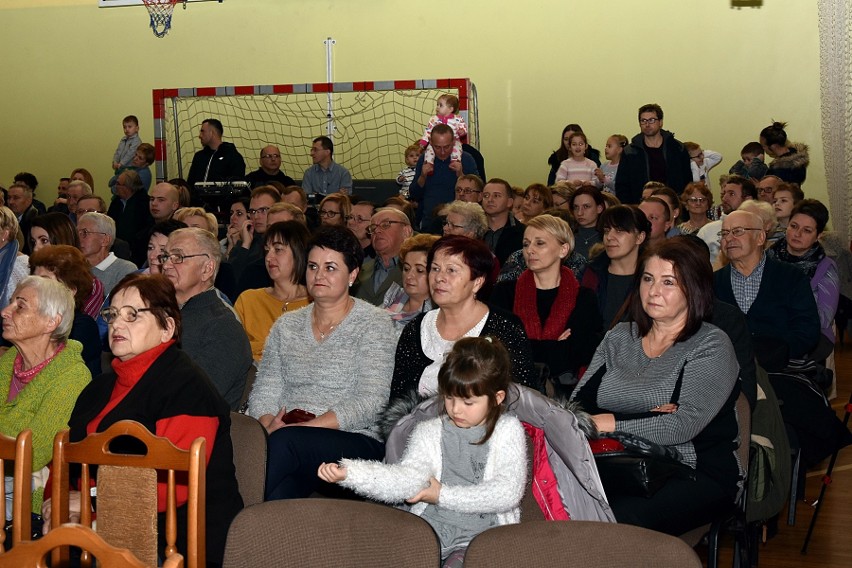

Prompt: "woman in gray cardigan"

[248,225,397,500]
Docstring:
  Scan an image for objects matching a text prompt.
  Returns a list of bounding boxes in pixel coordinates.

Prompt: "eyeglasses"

[758,187,775,195]
[367,220,407,235]
[718,227,763,239]
[248,207,271,216]
[77,228,107,238]
[100,305,153,324]
[261,154,281,159]
[346,215,370,223]
[639,118,660,125]
[157,252,210,264]
[77,208,101,214]
[443,220,466,232]
[456,187,482,195]
[319,209,342,218]
[686,197,707,203]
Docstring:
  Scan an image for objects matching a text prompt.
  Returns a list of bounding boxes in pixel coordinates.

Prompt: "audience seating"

[0,429,32,550]
[0,523,183,568]
[222,499,440,568]
[50,421,205,568]
[228,412,266,507]
[464,520,702,567]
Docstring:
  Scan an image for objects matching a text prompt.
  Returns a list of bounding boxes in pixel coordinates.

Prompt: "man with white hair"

[65,180,93,224]
[352,207,412,306]
[162,227,251,410]
[713,210,819,370]
[76,212,137,295]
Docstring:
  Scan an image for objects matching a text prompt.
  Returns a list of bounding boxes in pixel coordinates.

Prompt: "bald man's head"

[149,182,180,222]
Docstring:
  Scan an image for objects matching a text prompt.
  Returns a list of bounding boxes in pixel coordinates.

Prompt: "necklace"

[312,298,354,341]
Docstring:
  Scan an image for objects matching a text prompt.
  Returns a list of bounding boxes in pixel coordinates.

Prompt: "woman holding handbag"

[571,237,743,535]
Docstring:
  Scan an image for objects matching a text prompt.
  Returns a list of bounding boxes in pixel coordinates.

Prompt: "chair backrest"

[0,523,183,568]
[464,520,702,568]
[0,429,32,550]
[51,421,206,568]
[222,499,440,568]
[228,412,266,507]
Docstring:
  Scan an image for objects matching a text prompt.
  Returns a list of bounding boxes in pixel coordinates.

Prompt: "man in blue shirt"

[409,124,479,232]
[301,136,353,197]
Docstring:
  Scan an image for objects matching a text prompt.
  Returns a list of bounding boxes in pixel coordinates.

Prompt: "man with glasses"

[65,180,93,224]
[301,136,353,197]
[229,185,280,283]
[713,210,819,371]
[454,174,484,204]
[409,124,480,232]
[347,200,376,258]
[163,227,252,410]
[615,103,692,205]
[352,208,412,306]
[696,175,757,264]
[756,175,782,204]
[246,145,296,188]
[77,212,137,295]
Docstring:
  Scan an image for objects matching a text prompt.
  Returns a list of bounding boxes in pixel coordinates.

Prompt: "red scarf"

[513,266,578,340]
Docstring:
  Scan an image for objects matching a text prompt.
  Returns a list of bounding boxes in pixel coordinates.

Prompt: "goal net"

[152,78,478,182]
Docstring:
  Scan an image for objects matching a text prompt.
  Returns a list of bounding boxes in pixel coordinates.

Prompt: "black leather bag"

[592,434,695,498]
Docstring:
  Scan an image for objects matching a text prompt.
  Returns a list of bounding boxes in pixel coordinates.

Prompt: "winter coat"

[384,384,615,523]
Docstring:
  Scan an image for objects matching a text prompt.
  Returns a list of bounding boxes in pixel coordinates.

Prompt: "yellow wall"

[0,0,825,206]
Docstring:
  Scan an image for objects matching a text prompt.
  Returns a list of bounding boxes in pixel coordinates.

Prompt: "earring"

[349,281,354,287]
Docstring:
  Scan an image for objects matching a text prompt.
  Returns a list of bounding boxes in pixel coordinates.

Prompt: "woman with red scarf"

[492,214,602,392]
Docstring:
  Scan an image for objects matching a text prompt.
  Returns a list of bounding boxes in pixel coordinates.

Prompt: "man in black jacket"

[186,118,246,187]
[615,103,692,204]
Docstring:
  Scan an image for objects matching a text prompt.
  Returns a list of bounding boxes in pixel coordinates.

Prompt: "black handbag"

[590,363,696,498]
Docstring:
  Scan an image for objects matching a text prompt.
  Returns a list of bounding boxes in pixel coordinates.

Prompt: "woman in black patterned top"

[390,236,538,402]
[572,237,743,535]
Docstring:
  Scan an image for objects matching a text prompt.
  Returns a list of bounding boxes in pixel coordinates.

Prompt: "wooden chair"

[0,523,183,568]
[464,520,702,567]
[50,421,206,568]
[0,429,32,550]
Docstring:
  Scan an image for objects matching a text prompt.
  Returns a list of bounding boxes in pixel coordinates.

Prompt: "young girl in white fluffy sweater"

[318,337,527,567]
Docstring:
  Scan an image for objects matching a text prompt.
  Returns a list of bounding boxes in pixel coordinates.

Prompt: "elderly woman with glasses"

[318,193,352,227]
[45,274,243,565]
[1,277,90,526]
[249,226,396,501]
[677,182,713,235]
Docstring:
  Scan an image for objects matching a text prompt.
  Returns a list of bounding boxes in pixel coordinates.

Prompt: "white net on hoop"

[161,86,478,180]
[143,0,181,38]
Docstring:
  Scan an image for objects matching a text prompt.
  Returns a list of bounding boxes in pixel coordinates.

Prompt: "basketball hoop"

[143,0,186,38]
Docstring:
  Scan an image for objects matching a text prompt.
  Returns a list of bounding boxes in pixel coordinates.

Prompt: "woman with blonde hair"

[383,233,440,331]
[173,207,218,235]
[318,193,352,227]
[492,214,602,391]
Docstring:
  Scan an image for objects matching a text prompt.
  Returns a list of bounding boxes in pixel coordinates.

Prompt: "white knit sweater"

[339,414,527,525]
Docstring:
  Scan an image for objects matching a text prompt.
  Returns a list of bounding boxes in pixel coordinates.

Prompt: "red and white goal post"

[151,78,479,183]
